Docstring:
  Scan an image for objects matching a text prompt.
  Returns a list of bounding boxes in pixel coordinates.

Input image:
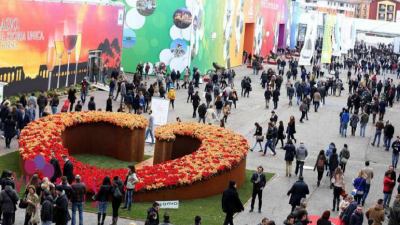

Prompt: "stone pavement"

[1,64,399,225]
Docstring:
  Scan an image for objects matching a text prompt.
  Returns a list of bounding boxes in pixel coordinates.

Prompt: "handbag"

[18,198,28,209]
[256,135,264,142]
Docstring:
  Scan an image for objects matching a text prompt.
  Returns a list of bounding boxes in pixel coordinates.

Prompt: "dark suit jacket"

[63,160,74,183]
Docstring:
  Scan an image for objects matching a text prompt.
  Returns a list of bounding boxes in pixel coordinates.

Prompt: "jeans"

[360,123,366,137]
[384,192,392,207]
[362,183,370,205]
[251,141,263,151]
[263,139,276,155]
[98,201,108,214]
[124,189,134,209]
[314,101,320,112]
[81,92,87,103]
[145,129,154,143]
[71,202,83,225]
[384,137,392,150]
[393,153,399,168]
[372,131,382,146]
[51,106,57,114]
[340,123,348,137]
[295,161,304,177]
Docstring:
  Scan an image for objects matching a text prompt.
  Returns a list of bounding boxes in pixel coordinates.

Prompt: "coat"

[287,180,309,206]
[349,212,363,225]
[41,195,54,222]
[317,218,331,225]
[251,172,266,190]
[3,118,16,139]
[221,186,244,214]
[284,143,296,162]
[366,205,384,225]
[0,186,18,214]
[54,193,70,225]
[388,200,400,225]
[50,158,62,182]
[63,160,74,184]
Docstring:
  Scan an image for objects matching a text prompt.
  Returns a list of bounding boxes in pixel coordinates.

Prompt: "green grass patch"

[0,151,274,225]
[85,171,273,225]
[72,154,152,169]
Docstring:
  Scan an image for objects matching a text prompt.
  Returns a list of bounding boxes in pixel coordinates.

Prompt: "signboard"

[151,97,169,126]
[157,200,179,209]
[321,15,335,64]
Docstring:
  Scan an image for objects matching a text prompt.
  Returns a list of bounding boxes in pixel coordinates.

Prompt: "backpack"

[113,186,122,199]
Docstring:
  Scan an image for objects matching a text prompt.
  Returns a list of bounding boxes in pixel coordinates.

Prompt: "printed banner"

[0,1,123,96]
[299,12,318,66]
[321,15,335,64]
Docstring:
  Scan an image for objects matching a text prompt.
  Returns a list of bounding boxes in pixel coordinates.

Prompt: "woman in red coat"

[383,171,395,208]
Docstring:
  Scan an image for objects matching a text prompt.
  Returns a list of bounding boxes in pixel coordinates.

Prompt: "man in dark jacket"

[250,166,267,213]
[341,197,358,225]
[0,185,19,225]
[54,186,70,225]
[388,194,400,225]
[37,91,48,117]
[146,202,160,225]
[197,103,207,124]
[41,191,54,225]
[287,176,310,212]
[349,206,363,225]
[62,155,74,184]
[192,91,201,118]
[384,121,395,151]
[16,107,30,136]
[71,175,86,225]
[222,181,244,225]
[50,152,62,183]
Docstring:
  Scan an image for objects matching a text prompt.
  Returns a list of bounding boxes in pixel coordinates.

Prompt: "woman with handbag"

[353,171,367,205]
[250,123,263,152]
[286,116,297,143]
[331,168,345,212]
[111,176,124,225]
[24,185,40,225]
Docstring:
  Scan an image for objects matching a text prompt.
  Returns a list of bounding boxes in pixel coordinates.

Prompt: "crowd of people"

[0,41,400,225]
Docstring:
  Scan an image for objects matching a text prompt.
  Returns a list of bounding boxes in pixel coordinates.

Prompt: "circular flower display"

[19,113,248,193]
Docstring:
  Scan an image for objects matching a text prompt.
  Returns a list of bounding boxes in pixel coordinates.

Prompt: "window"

[377,1,397,22]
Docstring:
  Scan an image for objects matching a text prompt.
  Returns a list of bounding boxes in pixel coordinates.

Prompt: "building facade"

[369,0,400,22]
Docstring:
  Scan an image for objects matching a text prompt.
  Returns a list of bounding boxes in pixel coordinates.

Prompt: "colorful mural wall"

[120,0,290,74]
[0,1,124,96]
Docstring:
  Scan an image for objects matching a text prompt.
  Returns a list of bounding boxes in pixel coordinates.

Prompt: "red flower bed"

[19,112,248,193]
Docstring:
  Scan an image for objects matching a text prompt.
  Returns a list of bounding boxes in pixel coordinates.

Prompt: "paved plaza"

[1,64,398,225]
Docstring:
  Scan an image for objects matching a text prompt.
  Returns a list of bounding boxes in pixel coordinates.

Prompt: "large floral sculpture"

[19,112,248,200]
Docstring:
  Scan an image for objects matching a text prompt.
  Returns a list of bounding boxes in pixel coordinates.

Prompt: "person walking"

[250,123,263,152]
[263,122,277,156]
[222,103,231,123]
[95,176,112,225]
[353,171,367,205]
[286,116,297,143]
[24,185,40,225]
[249,166,266,213]
[71,175,86,225]
[122,166,139,211]
[349,113,359,136]
[328,148,339,183]
[287,176,310,212]
[0,185,18,225]
[359,111,369,137]
[3,115,16,149]
[145,110,155,144]
[111,176,124,225]
[313,90,321,112]
[299,100,308,123]
[272,88,280,109]
[349,206,364,225]
[221,181,244,225]
[339,144,350,173]
[314,150,327,187]
[295,142,308,177]
[205,105,217,125]
[54,185,69,225]
[371,119,385,147]
[284,140,296,177]
[168,87,176,109]
[40,190,53,225]
[197,103,207,124]
[384,121,395,151]
[383,171,396,208]
[275,121,285,149]
[191,91,200,118]
[388,194,400,225]
[62,155,74,184]
[366,199,385,225]
[361,161,374,206]
[392,136,400,168]
[50,94,59,114]
[264,88,272,109]
[37,91,48,117]
[331,167,345,211]
[340,109,350,137]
